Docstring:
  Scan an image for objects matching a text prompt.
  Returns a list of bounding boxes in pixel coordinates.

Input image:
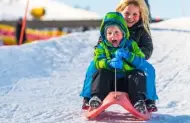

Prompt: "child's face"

[121,4,140,27]
[106,25,123,47]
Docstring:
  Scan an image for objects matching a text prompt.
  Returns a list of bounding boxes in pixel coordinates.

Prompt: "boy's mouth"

[111,40,119,47]
[112,40,117,43]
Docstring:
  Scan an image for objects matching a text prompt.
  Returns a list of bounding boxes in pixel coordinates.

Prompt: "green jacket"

[94,12,145,73]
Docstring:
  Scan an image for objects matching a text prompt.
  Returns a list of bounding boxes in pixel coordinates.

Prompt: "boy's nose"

[111,37,116,40]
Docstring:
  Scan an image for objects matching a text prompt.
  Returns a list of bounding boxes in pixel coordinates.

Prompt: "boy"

[89,12,147,114]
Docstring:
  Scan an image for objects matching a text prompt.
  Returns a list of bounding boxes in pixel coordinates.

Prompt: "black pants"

[91,69,146,104]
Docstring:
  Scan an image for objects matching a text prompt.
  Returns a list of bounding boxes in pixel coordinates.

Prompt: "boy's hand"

[109,58,123,69]
[115,48,130,60]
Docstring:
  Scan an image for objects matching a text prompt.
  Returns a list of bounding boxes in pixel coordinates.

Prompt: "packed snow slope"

[0,18,190,123]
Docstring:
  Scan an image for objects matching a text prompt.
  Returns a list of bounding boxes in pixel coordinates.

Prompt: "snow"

[151,17,190,32]
[0,17,190,122]
[0,0,101,20]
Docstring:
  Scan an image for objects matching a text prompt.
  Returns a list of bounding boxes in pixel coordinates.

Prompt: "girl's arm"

[138,30,153,60]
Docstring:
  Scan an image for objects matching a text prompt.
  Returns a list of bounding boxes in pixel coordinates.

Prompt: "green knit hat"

[100,12,130,40]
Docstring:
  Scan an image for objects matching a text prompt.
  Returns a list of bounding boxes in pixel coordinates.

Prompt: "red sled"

[85,92,151,120]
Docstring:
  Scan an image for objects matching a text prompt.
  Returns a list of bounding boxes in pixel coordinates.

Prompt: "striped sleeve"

[126,41,146,68]
[94,44,110,69]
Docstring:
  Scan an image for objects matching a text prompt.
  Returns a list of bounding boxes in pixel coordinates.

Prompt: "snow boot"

[89,96,102,108]
[82,97,90,110]
[134,100,147,114]
[146,100,158,112]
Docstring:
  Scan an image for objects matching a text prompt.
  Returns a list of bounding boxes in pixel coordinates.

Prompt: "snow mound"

[0,0,101,20]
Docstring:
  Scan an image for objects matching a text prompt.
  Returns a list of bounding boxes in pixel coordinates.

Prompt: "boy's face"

[106,25,123,47]
[121,4,140,27]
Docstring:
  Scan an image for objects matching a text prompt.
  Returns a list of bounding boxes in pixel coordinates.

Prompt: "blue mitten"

[109,58,123,69]
[115,48,130,60]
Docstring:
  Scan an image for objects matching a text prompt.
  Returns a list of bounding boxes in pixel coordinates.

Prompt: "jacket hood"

[100,12,130,47]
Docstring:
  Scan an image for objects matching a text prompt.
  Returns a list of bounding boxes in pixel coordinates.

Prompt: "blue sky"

[61,0,190,19]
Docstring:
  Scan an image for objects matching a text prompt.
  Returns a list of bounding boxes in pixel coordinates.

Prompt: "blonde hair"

[116,0,151,35]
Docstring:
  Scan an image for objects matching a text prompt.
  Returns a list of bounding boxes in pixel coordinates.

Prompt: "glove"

[115,48,130,60]
[109,58,123,69]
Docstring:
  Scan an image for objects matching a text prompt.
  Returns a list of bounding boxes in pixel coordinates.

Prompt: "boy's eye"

[115,31,119,34]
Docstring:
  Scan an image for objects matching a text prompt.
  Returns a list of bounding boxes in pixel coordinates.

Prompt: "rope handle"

[114,68,117,98]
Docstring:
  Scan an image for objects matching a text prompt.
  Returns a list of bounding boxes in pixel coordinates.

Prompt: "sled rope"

[114,68,117,98]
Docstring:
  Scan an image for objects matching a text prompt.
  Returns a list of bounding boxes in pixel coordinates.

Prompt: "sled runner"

[85,91,151,120]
